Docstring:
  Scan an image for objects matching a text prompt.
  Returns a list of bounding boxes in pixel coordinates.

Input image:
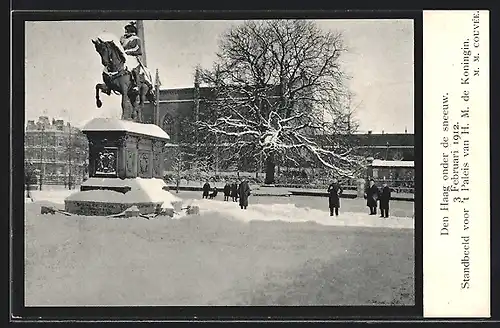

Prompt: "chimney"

[382,130,384,134]
[55,120,64,130]
[405,126,408,134]
[38,116,49,129]
[26,120,36,130]
[367,130,372,135]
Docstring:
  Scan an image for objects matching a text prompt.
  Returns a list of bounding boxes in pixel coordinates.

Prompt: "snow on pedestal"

[82,117,169,140]
[65,177,182,216]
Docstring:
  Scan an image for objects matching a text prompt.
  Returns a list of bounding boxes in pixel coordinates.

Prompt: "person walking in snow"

[223,182,231,201]
[327,178,343,217]
[364,179,380,215]
[230,181,239,202]
[238,179,251,210]
[202,181,211,199]
[379,182,391,218]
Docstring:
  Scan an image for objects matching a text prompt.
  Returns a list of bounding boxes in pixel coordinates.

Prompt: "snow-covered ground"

[186,199,413,229]
[27,188,413,229]
[27,189,76,205]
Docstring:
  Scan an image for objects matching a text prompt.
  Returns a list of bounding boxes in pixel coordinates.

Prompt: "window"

[24,135,32,146]
[57,151,66,162]
[58,137,65,147]
[162,113,176,142]
[32,149,41,160]
[46,150,56,162]
[46,134,56,146]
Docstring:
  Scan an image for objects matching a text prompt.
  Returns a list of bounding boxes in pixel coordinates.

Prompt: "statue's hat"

[125,21,137,33]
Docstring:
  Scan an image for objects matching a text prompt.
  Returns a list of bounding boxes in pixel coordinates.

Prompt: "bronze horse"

[92,37,155,122]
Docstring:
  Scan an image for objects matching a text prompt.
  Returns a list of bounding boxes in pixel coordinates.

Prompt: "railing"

[162,171,414,194]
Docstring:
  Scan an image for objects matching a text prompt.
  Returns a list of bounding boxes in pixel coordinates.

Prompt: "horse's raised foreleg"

[95,83,109,108]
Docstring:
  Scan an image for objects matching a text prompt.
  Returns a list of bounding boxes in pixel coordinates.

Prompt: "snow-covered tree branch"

[196,20,367,183]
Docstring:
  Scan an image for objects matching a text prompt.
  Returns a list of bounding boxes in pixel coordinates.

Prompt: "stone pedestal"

[64,117,174,216]
[83,118,168,182]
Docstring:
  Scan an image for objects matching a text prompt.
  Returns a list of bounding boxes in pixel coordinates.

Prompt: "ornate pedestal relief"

[152,140,164,178]
[126,150,137,177]
[95,147,118,177]
[126,135,139,148]
[138,151,151,178]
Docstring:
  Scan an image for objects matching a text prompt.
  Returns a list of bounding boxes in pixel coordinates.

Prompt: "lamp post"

[154,69,160,126]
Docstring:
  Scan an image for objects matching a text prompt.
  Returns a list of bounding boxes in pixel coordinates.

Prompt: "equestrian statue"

[92,21,155,122]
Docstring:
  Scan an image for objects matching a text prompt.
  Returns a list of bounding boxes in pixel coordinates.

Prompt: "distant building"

[368,159,415,192]
[24,116,88,187]
[347,132,414,161]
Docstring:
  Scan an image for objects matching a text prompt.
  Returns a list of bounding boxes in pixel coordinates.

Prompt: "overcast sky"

[25,19,414,133]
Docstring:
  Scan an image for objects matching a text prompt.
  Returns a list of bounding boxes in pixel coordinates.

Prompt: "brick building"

[24,116,89,187]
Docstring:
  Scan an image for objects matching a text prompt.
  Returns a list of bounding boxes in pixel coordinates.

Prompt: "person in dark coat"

[202,181,211,199]
[238,179,251,210]
[327,178,343,217]
[364,179,379,215]
[209,186,219,199]
[223,182,231,201]
[379,182,391,218]
[230,181,239,202]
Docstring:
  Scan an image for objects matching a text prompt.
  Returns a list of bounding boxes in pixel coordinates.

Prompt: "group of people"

[327,178,392,218]
[202,179,251,210]
[202,177,392,217]
[365,179,392,218]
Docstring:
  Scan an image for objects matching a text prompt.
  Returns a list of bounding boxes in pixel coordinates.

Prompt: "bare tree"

[340,92,362,134]
[166,144,213,192]
[187,154,212,182]
[197,20,367,184]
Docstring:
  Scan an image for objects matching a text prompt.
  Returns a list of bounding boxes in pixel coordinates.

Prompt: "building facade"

[24,116,89,187]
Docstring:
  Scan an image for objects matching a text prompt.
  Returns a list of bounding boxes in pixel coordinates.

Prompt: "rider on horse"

[120,21,152,92]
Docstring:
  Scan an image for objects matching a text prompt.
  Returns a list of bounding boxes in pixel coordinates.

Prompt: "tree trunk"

[265,153,276,184]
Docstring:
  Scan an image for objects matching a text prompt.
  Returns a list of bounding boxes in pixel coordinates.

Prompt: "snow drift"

[185,199,414,229]
[66,178,182,210]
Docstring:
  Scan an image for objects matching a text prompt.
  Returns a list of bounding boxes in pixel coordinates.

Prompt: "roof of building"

[371,159,414,168]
